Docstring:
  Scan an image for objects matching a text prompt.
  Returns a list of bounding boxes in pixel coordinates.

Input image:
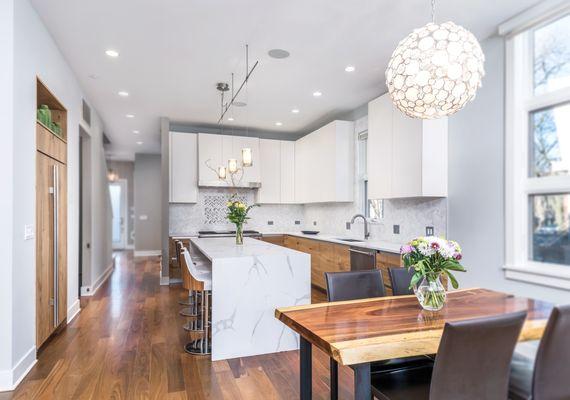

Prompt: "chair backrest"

[389,267,415,296]
[429,311,527,400]
[532,305,570,400]
[325,270,385,302]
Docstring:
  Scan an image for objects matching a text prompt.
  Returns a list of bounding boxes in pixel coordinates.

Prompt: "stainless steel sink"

[334,238,364,242]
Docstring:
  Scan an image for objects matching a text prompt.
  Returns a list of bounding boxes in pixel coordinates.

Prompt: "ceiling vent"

[82,99,91,126]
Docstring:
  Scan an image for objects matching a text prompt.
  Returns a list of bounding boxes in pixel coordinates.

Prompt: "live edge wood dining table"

[275,288,553,400]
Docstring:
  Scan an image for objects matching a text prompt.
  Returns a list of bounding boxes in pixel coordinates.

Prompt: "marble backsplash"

[169,188,447,245]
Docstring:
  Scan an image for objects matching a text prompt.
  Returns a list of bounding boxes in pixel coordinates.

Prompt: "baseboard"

[0,346,37,392]
[80,260,115,297]
[160,275,170,286]
[134,250,161,257]
[67,299,81,323]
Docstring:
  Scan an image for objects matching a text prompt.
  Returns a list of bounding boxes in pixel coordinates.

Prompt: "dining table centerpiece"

[401,236,466,311]
[226,195,257,245]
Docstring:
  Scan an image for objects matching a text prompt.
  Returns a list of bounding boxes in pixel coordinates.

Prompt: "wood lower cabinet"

[282,236,350,291]
[36,152,67,347]
[261,235,285,246]
[376,251,402,296]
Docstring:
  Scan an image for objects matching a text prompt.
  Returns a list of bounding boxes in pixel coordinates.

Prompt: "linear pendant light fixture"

[385,0,485,119]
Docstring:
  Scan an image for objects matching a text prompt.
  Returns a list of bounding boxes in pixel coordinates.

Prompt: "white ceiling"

[31,0,540,159]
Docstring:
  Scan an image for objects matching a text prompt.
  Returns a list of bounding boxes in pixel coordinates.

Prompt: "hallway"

[2,252,353,400]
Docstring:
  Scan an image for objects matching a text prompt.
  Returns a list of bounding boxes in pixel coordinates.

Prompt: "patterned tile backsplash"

[169,188,447,244]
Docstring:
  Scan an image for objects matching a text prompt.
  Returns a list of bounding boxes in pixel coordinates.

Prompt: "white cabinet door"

[258,139,281,204]
[367,95,393,200]
[169,132,198,203]
[198,133,224,185]
[392,110,422,198]
[367,93,448,199]
[280,141,295,203]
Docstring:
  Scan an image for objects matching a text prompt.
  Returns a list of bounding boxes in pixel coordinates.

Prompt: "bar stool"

[181,248,212,356]
[182,255,209,333]
[177,240,194,306]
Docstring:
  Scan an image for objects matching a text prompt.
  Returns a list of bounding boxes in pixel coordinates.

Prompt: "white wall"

[0,0,112,390]
[135,154,162,252]
[0,0,15,388]
[448,35,569,304]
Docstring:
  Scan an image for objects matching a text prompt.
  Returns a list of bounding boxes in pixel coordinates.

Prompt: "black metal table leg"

[300,337,312,400]
[330,358,338,400]
[353,363,371,400]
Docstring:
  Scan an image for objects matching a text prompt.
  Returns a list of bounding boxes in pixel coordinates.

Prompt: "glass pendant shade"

[217,166,227,179]
[385,21,485,119]
[228,158,239,173]
[241,148,253,167]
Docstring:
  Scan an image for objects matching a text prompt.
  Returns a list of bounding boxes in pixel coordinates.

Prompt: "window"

[505,10,570,289]
[358,132,383,221]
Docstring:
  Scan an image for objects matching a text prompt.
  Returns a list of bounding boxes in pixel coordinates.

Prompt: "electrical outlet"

[294,220,301,225]
[393,224,400,234]
[24,224,34,240]
[426,226,434,236]
[267,221,274,225]
[313,221,317,226]
[346,222,351,230]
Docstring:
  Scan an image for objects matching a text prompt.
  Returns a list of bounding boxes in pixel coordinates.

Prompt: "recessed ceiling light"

[291,108,300,114]
[233,101,247,107]
[313,91,322,97]
[345,65,356,72]
[133,130,140,134]
[105,49,119,58]
[126,114,134,118]
[118,91,129,97]
[275,122,283,126]
[136,141,143,145]
[228,117,234,122]
[268,49,290,59]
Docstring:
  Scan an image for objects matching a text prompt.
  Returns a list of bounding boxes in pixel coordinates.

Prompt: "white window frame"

[504,8,570,290]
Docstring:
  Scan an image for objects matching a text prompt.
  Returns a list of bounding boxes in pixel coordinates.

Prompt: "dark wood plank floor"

[2,252,354,399]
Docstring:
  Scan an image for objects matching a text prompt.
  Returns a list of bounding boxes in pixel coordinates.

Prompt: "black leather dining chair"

[388,268,415,296]
[370,311,527,400]
[324,270,433,400]
[509,305,570,400]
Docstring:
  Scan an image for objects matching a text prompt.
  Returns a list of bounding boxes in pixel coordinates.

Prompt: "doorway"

[110,179,128,249]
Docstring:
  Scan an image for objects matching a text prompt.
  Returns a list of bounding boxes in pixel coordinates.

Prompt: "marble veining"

[190,237,311,361]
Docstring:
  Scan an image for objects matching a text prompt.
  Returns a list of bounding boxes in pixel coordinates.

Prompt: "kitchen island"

[189,237,311,361]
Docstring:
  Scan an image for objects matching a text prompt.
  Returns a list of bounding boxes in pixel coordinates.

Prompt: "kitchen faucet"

[350,214,370,240]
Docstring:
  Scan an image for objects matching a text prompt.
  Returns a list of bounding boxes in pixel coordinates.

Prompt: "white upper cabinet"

[169,131,198,203]
[198,133,260,187]
[280,141,295,203]
[295,120,354,203]
[367,94,448,199]
[258,139,281,203]
[257,139,296,204]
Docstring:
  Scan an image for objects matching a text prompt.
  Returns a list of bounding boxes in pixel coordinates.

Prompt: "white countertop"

[189,237,305,261]
[267,232,403,254]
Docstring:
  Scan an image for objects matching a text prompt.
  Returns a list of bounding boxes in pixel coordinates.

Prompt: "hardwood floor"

[2,251,355,400]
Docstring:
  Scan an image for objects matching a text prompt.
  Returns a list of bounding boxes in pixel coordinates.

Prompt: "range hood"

[198,180,261,189]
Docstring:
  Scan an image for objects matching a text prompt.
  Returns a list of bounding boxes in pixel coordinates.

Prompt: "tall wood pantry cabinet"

[36,79,68,348]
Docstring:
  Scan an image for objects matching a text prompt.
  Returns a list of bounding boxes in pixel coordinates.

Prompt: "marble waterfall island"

[189,237,311,361]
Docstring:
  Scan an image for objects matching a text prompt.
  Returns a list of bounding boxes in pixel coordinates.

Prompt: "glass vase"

[235,223,244,245]
[414,275,447,311]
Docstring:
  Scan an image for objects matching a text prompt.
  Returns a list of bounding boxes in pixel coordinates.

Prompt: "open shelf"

[37,77,67,142]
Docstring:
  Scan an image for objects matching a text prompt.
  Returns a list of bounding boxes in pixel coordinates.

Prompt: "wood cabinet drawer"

[37,123,66,164]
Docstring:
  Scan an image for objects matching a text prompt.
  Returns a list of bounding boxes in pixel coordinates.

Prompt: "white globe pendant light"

[385,0,485,119]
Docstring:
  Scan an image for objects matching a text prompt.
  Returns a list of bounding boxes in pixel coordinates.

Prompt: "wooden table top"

[275,288,553,365]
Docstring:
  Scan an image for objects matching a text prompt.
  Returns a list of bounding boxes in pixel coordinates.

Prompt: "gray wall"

[135,153,162,252]
[448,35,568,303]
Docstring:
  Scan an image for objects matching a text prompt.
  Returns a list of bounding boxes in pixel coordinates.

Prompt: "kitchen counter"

[189,237,311,361]
[263,232,404,254]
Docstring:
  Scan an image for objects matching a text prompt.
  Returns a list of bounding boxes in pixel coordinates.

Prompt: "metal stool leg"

[179,290,199,316]
[184,290,211,355]
[183,291,205,333]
